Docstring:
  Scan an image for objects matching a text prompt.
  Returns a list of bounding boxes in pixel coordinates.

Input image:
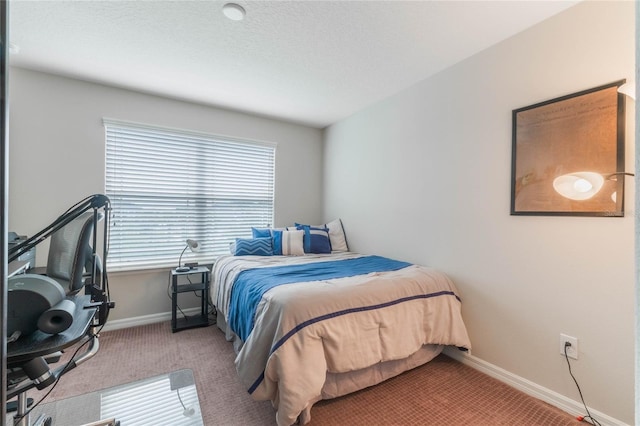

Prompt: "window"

[104,119,276,271]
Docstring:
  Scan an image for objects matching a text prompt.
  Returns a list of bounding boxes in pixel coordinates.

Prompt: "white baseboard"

[102,307,201,332]
[443,347,627,426]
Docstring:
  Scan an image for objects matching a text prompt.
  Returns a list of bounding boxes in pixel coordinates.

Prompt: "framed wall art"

[510,80,627,216]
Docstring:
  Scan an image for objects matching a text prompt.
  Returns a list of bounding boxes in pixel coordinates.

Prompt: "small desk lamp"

[176,239,199,272]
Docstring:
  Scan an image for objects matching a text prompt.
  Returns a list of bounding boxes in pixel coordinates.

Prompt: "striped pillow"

[325,218,348,252]
[295,218,348,252]
[278,230,304,256]
[298,225,331,254]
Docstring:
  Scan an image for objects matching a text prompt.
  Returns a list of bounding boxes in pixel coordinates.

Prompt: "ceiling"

[8,1,579,129]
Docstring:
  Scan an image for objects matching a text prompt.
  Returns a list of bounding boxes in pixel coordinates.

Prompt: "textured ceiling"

[9,1,579,128]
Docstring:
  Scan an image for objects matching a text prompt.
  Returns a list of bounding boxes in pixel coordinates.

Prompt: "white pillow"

[281,230,305,256]
[324,218,348,252]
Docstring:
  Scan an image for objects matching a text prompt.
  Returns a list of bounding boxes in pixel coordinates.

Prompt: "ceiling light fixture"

[223,3,246,21]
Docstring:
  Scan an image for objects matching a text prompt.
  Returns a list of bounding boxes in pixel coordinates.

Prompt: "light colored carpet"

[18,322,577,425]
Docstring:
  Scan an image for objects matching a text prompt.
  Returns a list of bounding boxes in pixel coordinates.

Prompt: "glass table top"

[22,369,203,426]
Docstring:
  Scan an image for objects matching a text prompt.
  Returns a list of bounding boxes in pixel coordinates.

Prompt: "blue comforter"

[228,255,411,341]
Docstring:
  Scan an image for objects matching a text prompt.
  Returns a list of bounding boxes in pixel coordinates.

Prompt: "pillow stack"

[296,218,349,253]
[230,218,349,256]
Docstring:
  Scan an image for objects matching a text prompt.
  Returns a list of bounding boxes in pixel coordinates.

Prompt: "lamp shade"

[186,239,200,253]
[552,172,605,201]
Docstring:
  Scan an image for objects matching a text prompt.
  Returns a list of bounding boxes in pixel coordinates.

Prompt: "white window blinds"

[104,119,276,271]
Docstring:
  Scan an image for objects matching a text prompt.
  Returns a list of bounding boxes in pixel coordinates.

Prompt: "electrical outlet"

[560,334,578,360]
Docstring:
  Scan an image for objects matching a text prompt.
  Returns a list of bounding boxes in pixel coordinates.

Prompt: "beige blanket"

[212,254,471,425]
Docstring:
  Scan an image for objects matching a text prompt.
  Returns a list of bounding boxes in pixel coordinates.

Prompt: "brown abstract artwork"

[511,81,626,216]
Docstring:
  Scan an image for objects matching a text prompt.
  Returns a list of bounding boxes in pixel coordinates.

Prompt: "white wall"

[324,1,635,424]
[8,68,324,320]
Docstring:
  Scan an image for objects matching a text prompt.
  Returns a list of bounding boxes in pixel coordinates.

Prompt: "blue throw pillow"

[296,220,348,252]
[297,225,331,254]
[234,237,273,256]
[251,227,272,239]
[271,229,283,255]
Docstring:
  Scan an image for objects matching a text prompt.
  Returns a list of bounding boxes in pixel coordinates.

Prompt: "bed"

[211,249,471,426]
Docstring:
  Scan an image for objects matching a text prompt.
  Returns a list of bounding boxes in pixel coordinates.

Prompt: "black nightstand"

[171,266,210,332]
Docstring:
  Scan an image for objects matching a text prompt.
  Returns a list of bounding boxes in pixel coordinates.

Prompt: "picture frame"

[510,80,626,216]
